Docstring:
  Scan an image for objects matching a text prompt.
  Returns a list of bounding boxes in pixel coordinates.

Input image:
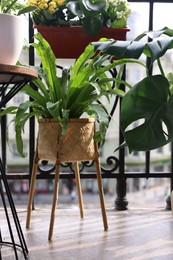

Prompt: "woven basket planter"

[37,118,96,162]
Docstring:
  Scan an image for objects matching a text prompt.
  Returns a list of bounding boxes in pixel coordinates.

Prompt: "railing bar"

[3,172,173,179]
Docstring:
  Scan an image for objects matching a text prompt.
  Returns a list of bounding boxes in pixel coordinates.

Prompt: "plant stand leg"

[26,155,38,229]
[95,157,108,231]
[74,162,84,218]
[48,162,60,241]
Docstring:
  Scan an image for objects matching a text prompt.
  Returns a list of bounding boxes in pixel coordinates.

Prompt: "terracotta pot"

[34,25,130,59]
[0,14,24,65]
[37,118,96,162]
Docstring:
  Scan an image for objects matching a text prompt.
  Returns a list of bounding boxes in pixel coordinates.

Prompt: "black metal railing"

[2,0,173,210]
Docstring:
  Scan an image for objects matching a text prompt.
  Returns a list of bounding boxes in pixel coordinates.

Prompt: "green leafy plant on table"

[25,0,131,36]
[92,27,173,152]
[0,32,135,157]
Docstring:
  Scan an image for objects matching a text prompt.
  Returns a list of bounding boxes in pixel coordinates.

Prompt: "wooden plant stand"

[26,118,108,240]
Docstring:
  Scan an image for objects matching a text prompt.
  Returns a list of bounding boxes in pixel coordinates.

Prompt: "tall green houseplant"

[1,32,132,157]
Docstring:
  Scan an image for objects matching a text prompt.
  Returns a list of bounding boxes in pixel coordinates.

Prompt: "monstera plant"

[92,27,173,152]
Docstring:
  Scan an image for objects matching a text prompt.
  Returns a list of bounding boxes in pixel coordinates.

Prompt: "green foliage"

[121,75,173,152]
[1,33,127,157]
[28,0,131,36]
[92,27,173,152]
[67,0,106,35]
[0,0,37,15]
[67,0,131,35]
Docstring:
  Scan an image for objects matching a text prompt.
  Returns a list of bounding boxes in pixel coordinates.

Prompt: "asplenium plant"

[26,0,131,36]
[1,32,134,157]
[92,27,173,152]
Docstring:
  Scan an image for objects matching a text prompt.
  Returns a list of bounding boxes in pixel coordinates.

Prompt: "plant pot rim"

[0,13,15,17]
[34,25,130,33]
[0,13,23,19]
[38,118,95,123]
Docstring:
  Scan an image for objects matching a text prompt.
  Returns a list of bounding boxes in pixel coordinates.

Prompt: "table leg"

[0,158,28,259]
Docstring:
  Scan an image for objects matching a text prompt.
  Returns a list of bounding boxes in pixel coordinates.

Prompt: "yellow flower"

[48,6,55,13]
[26,0,50,8]
[26,0,38,6]
[38,3,48,9]
[48,1,57,12]
[57,0,65,6]
[49,1,56,7]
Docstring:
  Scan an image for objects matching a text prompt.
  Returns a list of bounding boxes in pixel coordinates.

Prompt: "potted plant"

[0,0,36,64]
[91,27,173,153]
[0,32,130,157]
[26,0,131,58]
[1,33,130,239]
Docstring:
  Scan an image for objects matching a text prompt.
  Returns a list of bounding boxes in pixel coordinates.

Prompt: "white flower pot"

[0,14,24,65]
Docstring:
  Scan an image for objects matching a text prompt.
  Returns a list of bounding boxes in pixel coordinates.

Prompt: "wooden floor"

[1,187,173,260]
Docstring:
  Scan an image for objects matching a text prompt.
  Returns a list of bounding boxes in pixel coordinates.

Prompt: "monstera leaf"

[121,75,173,152]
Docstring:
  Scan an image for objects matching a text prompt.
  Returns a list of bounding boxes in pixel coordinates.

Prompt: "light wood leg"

[48,162,60,241]
[95,157,108,231]
[74,162,84,218]
[26,157,38,229]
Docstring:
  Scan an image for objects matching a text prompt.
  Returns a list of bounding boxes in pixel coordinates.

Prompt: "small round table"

[0,64,37,259]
